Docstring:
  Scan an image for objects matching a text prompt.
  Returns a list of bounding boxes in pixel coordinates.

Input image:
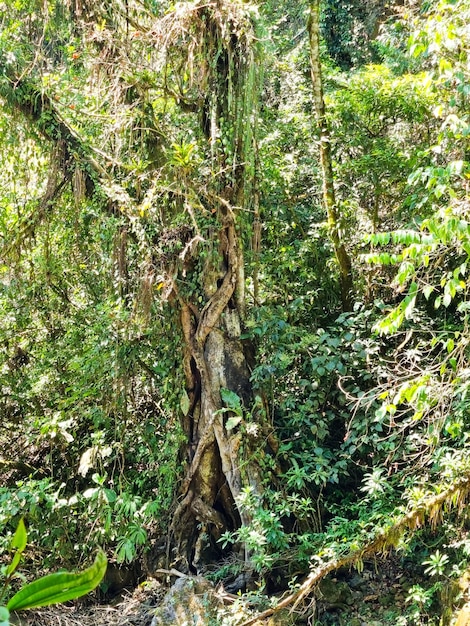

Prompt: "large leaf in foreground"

[0,606,10,626]
[7,551,107,611]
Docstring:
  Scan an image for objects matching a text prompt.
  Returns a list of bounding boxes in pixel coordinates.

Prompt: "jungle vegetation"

[0,0,470,623]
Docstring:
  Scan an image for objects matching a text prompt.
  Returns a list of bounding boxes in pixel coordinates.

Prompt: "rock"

[150,576,222,626]
[317,577,352,608]
[349,573,366,590]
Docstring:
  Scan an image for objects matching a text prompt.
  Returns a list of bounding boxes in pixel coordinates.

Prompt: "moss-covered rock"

[150,576,221,626]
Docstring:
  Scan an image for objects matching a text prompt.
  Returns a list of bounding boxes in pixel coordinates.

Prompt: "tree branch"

[0,68,110,191]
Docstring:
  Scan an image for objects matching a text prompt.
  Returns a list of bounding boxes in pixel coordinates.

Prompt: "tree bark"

[308,0,354,311]
[170,203,264,570]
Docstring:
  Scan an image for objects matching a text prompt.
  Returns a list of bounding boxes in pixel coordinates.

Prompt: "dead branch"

[153,568,189,579]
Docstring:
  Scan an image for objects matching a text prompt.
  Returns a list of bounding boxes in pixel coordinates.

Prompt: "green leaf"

[220,388,242,412]
[397,261,415,285]
[404,296,416,319]
[423,285,434,300]
[180,390,190,417]
[103,488,116,503]
[10,519,27,553]
[7,551,107,611]
[225,416,242,431]
[443,292,452,307]
[6,519,27,577]
[0,606,9,626]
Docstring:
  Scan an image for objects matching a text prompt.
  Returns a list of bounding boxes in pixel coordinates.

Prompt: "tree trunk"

[170,207,263,570]
[308,0,354,311]
[162,0,267,571]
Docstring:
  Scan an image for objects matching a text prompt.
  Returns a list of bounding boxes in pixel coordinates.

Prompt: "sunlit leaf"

[180,390,190,417]
[6,519,27,578]
[225,416,242,431]
[7,551,107,611]
[0,606,9,626]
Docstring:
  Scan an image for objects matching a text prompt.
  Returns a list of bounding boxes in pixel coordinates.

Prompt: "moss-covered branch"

[308,0,353,311]
[0,69,109,187]
[241,473,470,625]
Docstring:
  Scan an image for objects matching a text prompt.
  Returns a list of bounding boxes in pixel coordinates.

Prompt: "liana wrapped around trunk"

[171,209,266,571]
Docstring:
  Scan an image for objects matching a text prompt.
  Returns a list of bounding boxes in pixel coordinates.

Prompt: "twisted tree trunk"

[172,230,252,568]
[162,0,267,572]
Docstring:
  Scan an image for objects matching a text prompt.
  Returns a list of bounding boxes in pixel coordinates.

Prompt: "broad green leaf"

[180,390,190,416]
[404,296,416,319]
[397,261,415,285]
[448,159,464,175]
[423,285,434,300]
[403,284,418,320]
[103,488,116,503]
[7,551,107,611]
[10,519,27,552]
[326,360,337,372]
[220,388,242,412]
[83,487,100,499]
[78,447,97,478]
[6,519,27,577]
[443,292,452,307]
[0,606,9,626]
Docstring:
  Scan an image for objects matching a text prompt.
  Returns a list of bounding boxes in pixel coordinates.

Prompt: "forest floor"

[9,579,165,626]
[8,555,462,626]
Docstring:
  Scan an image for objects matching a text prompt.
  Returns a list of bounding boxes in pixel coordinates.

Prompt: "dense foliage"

[1,0,470,623]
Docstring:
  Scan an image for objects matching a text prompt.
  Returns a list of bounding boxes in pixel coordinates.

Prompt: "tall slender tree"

[308,0,354,311]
